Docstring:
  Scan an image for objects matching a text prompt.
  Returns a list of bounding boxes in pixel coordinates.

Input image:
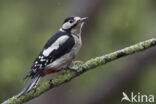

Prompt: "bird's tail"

[17,71,42,97]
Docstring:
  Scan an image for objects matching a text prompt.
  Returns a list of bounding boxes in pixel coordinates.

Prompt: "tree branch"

[2,38,156,104]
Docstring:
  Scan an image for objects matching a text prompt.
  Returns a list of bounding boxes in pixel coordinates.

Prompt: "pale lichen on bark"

[2,38,156,104]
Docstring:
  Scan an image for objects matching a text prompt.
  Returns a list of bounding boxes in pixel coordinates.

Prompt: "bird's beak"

[79,17,88,23]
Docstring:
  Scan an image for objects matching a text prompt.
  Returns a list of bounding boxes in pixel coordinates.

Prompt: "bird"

[17,16,88,97]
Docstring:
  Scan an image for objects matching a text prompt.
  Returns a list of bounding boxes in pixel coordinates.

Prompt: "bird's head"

[61,16,88,34]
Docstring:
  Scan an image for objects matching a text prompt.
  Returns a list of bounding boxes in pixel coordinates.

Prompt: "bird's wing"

[44,31,68,49]
[23,31,75,79]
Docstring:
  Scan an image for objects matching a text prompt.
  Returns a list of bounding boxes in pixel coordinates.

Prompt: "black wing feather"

[49,35,75,61]
[44,31,68,49]
[24,31,75,79]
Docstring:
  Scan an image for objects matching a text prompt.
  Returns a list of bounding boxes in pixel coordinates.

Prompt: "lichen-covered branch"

[2,38,156,104]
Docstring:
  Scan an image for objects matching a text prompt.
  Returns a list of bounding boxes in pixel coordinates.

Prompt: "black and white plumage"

[18,16,88,97]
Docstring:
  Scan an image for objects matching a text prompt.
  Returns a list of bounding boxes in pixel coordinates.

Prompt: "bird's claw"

[67,67,78,72]
[66,65,83,76]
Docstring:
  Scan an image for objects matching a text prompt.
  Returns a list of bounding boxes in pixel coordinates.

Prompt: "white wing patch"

[43,35,69,57]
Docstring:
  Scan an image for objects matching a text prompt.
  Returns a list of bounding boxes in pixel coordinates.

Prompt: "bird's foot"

[67,67,78,72]
[66,65,83,76]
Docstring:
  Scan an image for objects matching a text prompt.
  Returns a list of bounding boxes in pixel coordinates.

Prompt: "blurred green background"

[0,0,156,104]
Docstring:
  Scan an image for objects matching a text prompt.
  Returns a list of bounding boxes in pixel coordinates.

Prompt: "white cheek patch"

[62,22,70,29]
[43,35,69,57]
[62,22,76,29]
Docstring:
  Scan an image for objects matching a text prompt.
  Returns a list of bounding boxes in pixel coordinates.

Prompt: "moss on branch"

[2,38,156,104]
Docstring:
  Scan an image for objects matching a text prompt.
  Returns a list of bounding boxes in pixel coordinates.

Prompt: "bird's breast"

[71,34,82,55]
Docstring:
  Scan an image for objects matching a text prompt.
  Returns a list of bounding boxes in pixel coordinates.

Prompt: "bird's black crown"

[63,16,77,23]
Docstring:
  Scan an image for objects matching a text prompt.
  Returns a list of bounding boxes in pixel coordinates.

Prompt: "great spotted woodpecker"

[18,16,88,96]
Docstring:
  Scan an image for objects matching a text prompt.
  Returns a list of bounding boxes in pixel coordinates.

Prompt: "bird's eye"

[69,20,74,23]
